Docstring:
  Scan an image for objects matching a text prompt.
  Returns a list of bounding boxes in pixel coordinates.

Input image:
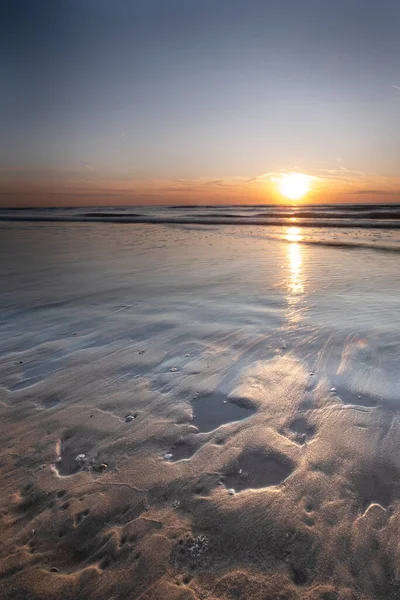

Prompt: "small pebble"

[223,400,227,404]
[164,453,173,460]
[143,502,150,510]
[185,354,190,357]
[55,456,62,463]
[99,463,108,470]
[75,454,86,462]
[50,567,59,573]
[125,415,135,422]
[330,387,337,394]
[39,464,46,470]
[227,488,236,496]
[310,372,314,376]
[170,367,178,372]
[138,350,146,354]
[31,528,36,537]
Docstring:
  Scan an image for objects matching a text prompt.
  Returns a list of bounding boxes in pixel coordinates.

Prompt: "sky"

[1,0,400,206]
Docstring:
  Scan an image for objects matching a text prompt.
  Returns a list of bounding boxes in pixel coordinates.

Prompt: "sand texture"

[1,222,400,599]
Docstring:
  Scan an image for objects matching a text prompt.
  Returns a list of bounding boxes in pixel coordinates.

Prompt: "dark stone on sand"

[93,462,108,472]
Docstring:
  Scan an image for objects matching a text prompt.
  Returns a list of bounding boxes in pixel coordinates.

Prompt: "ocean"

[1,205,400,599]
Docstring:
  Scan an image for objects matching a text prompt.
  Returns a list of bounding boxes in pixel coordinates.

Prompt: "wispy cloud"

[351,189,400,196]
[245,172,275,183]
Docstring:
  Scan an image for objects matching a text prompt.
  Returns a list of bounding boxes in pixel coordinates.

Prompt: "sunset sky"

[2,0,400,206]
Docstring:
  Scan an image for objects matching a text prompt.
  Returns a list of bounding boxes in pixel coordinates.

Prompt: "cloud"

[206,179,225,187]
[351,189,399,196]
[392,85,400,91]
[245,172,276,183]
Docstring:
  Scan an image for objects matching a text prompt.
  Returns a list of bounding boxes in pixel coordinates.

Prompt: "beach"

[1,215,400,599]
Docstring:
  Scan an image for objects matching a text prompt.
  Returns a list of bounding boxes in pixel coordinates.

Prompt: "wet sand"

[1,221,400,599]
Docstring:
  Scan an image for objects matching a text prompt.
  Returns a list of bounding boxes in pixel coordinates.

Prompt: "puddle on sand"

[169,441,196,462]
[55,447,85,476]
[352,462,398,510]
[337,386,378,408]
[288,416,316,444]
[223,450,294,492]
[54,435,90,476]
[331,378,378,408]
[191,393,255,433]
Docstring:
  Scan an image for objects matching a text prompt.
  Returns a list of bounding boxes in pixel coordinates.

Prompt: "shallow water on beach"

[1,221,400,599]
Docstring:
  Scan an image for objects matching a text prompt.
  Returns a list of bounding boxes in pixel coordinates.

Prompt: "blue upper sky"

[2,0,400,204]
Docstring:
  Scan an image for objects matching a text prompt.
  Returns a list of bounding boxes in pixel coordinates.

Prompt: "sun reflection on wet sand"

[286,227,305,324]
[286,226,301,244]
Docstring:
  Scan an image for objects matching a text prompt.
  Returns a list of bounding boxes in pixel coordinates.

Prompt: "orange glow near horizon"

[0,167,398,207]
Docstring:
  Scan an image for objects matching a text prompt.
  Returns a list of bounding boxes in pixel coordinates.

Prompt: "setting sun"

[277,173,311,200]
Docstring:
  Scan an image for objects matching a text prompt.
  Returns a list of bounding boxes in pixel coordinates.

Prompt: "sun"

[277,173,311,201]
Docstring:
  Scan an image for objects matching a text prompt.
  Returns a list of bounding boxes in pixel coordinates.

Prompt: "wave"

[311,241,400,252]
[280,237,400,253]
[1,213,400,230]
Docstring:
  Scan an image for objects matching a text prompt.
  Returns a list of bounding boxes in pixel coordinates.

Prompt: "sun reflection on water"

[286,227,305,324]
[286,226,301,244]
